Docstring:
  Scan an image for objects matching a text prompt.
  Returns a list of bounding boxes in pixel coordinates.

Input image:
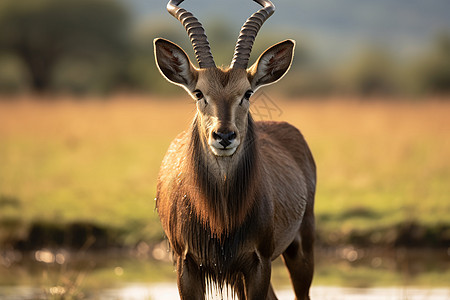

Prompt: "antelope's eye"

[240,90,253,105]
[244,90,253,100]
[193,90,203,100]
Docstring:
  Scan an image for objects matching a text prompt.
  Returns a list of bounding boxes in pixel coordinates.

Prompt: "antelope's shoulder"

[255,120,306,147]
[256,120,316,187]
[255,120,314,170]
[158,131,189,181]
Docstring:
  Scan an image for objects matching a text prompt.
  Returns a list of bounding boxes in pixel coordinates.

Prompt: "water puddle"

[0,246,449,299]
[1,284,449,300]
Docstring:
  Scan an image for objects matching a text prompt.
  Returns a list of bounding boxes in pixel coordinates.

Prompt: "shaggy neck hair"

[185,113,259,236]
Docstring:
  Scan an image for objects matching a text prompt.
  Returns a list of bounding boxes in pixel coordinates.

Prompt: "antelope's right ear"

[248,40,295,90]
[154,38,198,90]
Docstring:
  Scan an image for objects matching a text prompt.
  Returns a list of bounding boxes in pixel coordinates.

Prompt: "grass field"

[0,94,449,249]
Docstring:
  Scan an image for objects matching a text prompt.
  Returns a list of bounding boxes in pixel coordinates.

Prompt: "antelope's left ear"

[154,38,198,91]
[248,40,295,90]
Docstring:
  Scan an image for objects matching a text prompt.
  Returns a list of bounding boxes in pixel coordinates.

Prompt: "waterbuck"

[154,0,316,299]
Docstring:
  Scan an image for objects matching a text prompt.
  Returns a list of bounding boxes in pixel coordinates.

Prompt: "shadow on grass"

[0,195,448,251]
[1,221,129,251]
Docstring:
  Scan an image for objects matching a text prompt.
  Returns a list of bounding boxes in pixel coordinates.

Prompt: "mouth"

[210,145,237,157]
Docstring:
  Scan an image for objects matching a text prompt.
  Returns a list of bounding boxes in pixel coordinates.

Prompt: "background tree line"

[0,0,449,97]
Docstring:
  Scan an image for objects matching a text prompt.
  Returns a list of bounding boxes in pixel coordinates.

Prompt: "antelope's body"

[155,1,316,299]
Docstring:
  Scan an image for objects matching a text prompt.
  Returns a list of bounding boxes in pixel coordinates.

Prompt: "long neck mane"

[185,114,259,236]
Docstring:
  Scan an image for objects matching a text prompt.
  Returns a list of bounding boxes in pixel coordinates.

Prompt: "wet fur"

[156,112,316,299]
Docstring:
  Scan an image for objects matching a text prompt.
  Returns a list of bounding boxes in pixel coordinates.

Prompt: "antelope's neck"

[185,115,259,235]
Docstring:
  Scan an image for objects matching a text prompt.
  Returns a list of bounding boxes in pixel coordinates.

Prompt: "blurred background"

[0,0,449,299]
[0,0,449,96]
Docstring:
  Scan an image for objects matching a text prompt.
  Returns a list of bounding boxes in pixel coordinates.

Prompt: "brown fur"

[155,38,315,300]
[156,115,316,299]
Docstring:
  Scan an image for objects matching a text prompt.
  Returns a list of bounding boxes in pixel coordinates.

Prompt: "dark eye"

[240,90,253,105]
[193,89,203,100]
[244,90,253,100]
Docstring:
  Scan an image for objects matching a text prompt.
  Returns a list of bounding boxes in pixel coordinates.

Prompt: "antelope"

[154,0,316,299]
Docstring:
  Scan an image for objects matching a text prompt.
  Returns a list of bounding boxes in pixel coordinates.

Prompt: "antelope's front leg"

[177,254,205,300]
[243,253,273,300]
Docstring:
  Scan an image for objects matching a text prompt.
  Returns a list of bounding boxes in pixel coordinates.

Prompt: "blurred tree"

[411,32,450,95]
[0,0,129,93]
[0,54,28,93]
[206,19,237,66]
[339,47,398,96]
[127,19,187,94]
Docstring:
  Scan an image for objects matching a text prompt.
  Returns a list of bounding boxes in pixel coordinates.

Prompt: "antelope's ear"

[248,40,295,90]
[154,38,198,90]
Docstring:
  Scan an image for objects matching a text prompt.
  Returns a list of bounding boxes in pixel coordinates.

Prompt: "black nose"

[212,131,236,148]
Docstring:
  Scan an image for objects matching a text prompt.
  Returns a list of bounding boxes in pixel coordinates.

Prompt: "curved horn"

[231,0,275,69]
[167,0,215,68]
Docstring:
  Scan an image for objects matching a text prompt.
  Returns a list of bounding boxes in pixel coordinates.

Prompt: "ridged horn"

[167,0,215,68]
[231,0,275,69]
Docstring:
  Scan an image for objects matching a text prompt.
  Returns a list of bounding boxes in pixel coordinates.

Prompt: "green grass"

[281,99,450,246]
[0,96,449,248]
